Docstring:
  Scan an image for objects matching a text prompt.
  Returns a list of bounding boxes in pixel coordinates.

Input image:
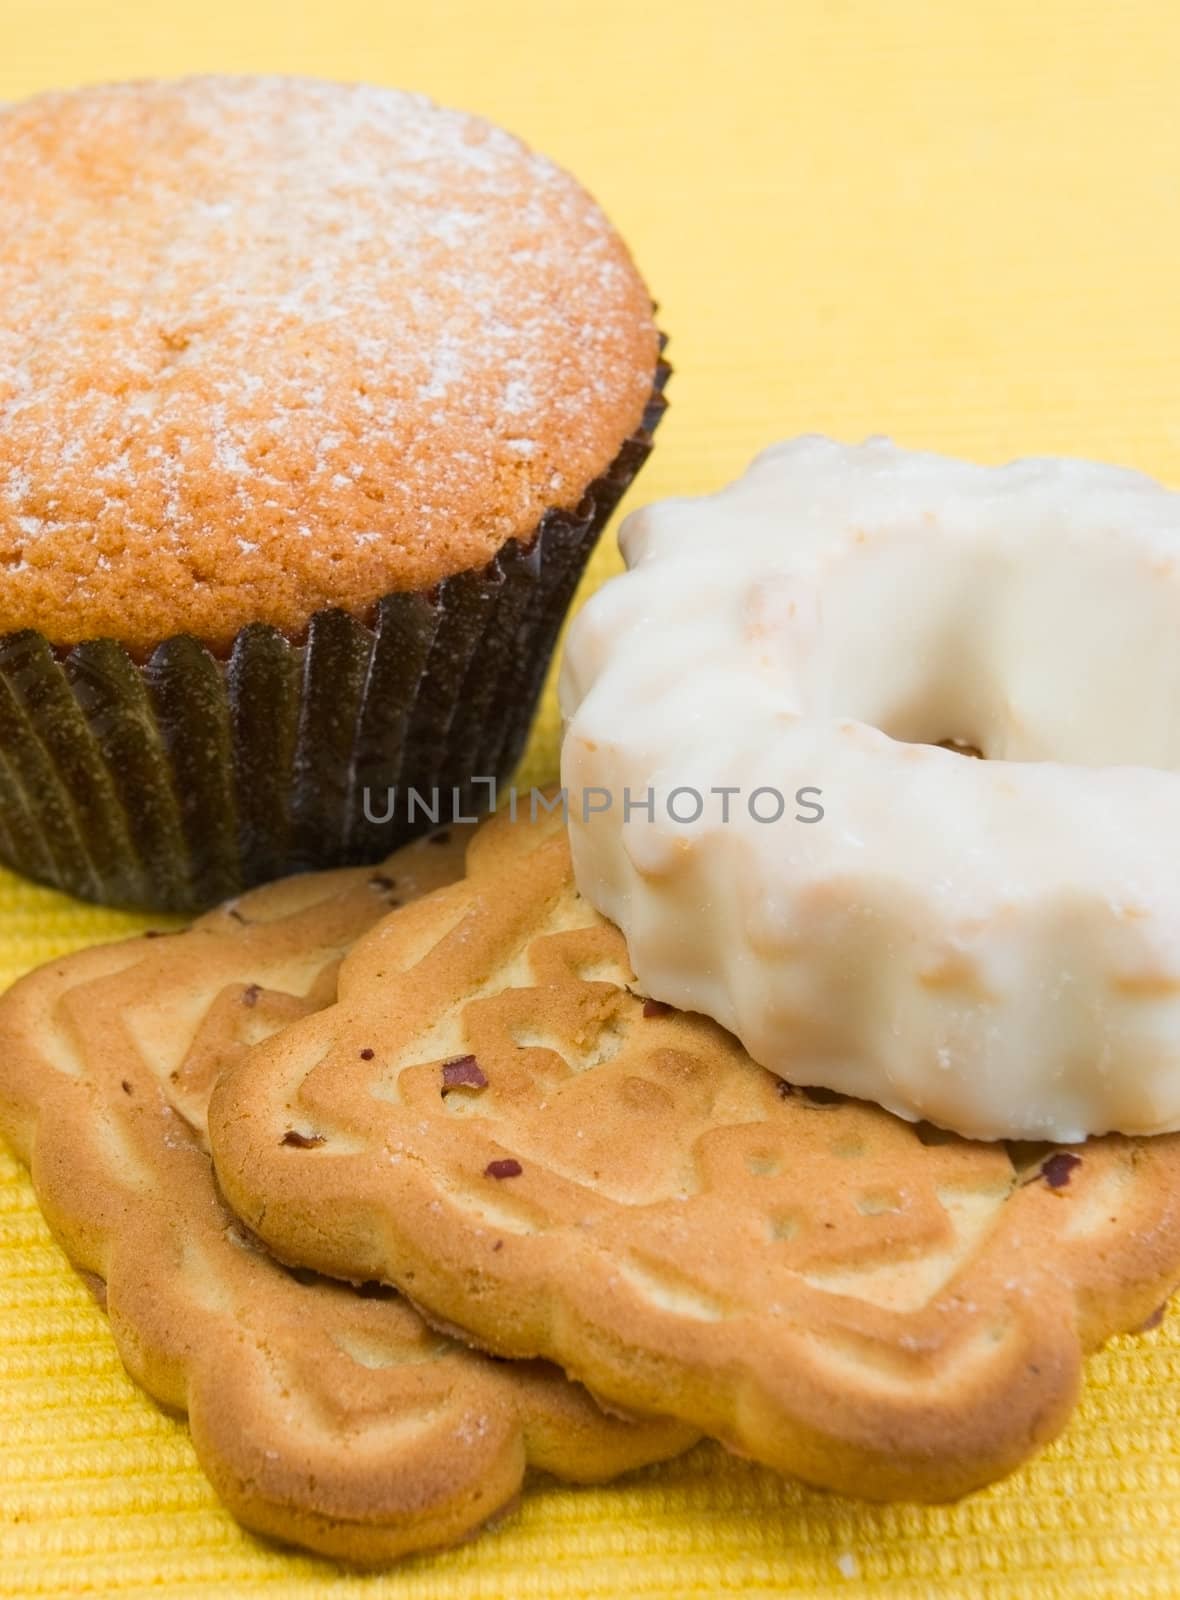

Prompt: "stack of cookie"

[0,824,694,1562]
[3,805,1178,1562]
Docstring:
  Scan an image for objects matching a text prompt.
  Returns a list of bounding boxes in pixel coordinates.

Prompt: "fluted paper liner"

[0,358,668,911]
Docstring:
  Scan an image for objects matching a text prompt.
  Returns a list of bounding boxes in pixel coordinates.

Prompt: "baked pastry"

[0,75,665,912]
[207,805,1180,1502]
[561,436,1180,1140]
[0,825,692,1563]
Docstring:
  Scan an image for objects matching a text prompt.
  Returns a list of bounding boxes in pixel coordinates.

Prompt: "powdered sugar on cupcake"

[0,76,656,650]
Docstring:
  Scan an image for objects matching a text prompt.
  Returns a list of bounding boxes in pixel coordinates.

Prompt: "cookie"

[209,806,1180,1502]
[0,827,693,1565]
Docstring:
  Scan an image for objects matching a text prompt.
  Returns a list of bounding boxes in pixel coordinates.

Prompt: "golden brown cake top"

[0,76,658,653]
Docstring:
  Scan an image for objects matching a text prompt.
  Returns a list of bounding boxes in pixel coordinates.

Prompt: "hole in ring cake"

[560,434,1180,1142]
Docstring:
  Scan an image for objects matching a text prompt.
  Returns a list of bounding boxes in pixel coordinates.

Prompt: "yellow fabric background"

[4,2,1180,1594]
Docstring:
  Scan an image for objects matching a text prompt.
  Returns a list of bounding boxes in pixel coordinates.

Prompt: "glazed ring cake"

[561,436,1180,1141]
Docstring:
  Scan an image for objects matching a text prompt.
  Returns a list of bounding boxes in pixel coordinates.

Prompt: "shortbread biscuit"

[209,807,1180,1502]
[0,830,693,1565]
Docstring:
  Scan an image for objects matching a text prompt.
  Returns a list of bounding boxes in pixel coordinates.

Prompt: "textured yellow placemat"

[5,2,1180,1594]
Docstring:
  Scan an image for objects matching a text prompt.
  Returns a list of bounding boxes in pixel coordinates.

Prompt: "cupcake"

[0,76,665,912]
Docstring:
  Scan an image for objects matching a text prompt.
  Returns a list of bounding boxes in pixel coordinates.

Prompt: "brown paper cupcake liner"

[0,352,669,913]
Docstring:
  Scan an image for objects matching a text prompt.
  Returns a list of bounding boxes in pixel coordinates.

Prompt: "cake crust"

[0,77,657,653]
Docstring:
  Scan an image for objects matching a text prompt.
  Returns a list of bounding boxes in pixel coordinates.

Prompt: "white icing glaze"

[559,436,1180,1141]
